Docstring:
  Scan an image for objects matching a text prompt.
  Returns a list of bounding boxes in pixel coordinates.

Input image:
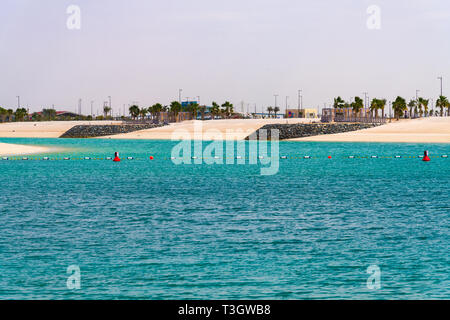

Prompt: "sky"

[1,0,450,115]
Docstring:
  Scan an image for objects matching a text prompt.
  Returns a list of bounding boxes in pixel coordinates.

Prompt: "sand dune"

[288,117,450,143]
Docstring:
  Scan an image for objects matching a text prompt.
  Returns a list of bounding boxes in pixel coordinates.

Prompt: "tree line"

[127,101,234,121]
[333,95,450,120]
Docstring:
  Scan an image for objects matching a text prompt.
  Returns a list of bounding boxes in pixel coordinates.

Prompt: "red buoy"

[113,152,121,162]
[149,156,154,160]
[328,156,332,159]
[422,151,430,162]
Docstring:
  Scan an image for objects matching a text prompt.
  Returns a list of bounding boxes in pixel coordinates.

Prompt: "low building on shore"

[286,108,318,119]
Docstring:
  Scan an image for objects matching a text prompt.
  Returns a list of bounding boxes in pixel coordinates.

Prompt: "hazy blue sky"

[1,0,449,114]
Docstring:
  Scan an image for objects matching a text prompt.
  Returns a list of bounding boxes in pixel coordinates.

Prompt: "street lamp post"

[274,94,278,109]
[179,89,182,103]
[416,90,420,118]
[16,96,20,109]
[285,96,289,119]
[298,90,302,118]
[108,96,112,118]
[437,77,443,96]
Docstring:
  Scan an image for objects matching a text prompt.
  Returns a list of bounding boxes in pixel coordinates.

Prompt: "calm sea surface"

[0,138,449,299]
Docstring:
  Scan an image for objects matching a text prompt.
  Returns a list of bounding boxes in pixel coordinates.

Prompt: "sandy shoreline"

[287,117,450,143]
[99,119,316,140]
[0,120,122,138]
[0,118,449,151]
[0,142,56,156]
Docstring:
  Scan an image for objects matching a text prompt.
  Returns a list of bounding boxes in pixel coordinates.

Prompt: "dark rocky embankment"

[60,124,165,138]
[247,123,383,140]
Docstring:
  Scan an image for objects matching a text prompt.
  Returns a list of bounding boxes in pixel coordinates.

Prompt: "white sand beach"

[0,121,122,138]
[0,142,54,156]
[0,118,449,147]
[287,117,450,143]
[99,119,317,140]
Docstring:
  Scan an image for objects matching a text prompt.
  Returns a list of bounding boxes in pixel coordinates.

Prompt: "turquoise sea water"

[0,137,449,299]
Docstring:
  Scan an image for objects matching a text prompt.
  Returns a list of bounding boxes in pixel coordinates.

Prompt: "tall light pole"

[363,92,368,108]
[437,77,443,96]
[298,90,302,118]
[108,96,112,117]
[274,94,278,109]
[389,101,392,119]
[179,89,182,103]
[91,100,94,117]
[16,96,20,109]
[285,96,289,118]
[197,96,200,105]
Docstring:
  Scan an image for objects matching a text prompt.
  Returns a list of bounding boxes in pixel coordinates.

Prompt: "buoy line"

[0,151,448,162]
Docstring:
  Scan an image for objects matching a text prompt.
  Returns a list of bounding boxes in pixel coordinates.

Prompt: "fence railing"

[321,115,387,123]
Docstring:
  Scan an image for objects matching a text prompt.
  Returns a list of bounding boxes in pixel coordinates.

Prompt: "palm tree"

[31,112,42,121]
[210,102,221,120]
[7,109,13,122]
[129,105,140,120]
[221,101,233,119]
[267,106,273,118]
[436,95,449,117]
[169,101,182,121]
[42,108,56,120]
[0,107,6,122]
[408,99,416,118]
[351,96,364,118]
[188,102,199,119]
[14,108,28,121]
[333,96,345,109]
[199,105,206,120]
[151,103,163,121]
[370,98,379,118]
[103,106,111,118]
[392,96,407,120]
[418,98,429,117]
[139,107,148,120]
[273,106,280,118]
[377,99,387,119]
